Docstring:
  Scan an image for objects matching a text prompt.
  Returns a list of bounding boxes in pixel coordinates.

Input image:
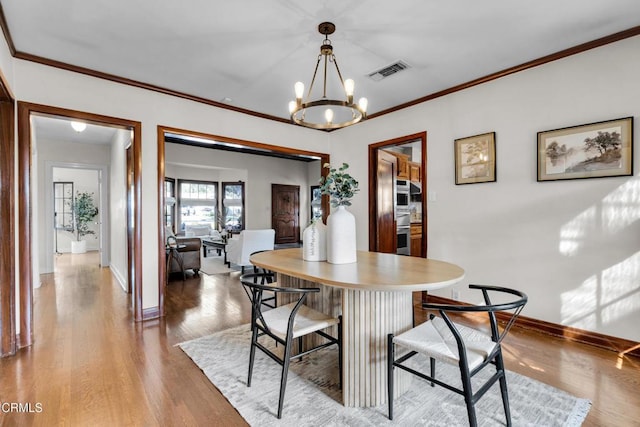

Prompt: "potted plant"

[70,191,99,253]
[318,163,360,264]
[319,162,360,207]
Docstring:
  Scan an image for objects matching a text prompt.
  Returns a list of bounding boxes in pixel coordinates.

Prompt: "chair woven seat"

[393,316,496,371]
[262,302,340,339]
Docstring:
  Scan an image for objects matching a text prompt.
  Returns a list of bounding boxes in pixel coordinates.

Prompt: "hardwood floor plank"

[0,252,638,426]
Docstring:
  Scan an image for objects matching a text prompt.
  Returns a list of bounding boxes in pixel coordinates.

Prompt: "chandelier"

[288,22,368,130]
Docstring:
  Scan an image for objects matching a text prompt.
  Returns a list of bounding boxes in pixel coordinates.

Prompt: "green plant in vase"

[69,191,99,253]
[318,162,360,207]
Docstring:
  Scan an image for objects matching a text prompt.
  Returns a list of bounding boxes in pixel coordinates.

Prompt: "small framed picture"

[537,117,633,181]
[454,132,496,185]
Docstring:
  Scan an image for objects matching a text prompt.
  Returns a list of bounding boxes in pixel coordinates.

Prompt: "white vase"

[71,240,87,254]
[302,220,327,261]
[326,205,357,264]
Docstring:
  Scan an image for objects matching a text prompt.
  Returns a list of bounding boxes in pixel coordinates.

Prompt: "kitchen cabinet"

[409,162,421,182]
[387,151,410,179]
[410,223,422,257]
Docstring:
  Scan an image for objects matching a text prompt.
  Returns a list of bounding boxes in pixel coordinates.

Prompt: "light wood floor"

[1,252,638,426]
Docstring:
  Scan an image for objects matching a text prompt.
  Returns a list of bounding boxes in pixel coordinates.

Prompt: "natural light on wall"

[559,206,596,256]
[560,177,639,256]
[561,252,640,328]
[561,275,598,329]
[601,178,640,234]
[560,177,640,328]
[600,252,640,324]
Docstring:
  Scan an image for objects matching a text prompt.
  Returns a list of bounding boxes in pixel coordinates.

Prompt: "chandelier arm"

[306,54,323,104]
[331,54,347,93]
[323,52,329,98]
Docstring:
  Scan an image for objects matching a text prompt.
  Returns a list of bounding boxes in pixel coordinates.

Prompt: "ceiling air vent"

[368,61,410,82]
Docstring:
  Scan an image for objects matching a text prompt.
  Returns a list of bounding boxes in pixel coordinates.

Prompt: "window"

[310,185,322,222]
[178,179,217,232]
[54,181,74,230]
[164,178,176,232]
[222,181,245,233]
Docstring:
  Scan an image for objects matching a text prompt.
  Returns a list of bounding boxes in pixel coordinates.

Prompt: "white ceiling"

[4,1,640,124]
[32,115,118,145]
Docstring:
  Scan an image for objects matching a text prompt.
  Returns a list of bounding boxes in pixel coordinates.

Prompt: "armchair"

[165,226,202,276]
[226,229,275,272]
[169,237,202,275]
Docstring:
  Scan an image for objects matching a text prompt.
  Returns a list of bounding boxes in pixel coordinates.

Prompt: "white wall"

[0,18,14,93]
[332,35,640,341]
[165,143,321,231]
[109,129,130,291]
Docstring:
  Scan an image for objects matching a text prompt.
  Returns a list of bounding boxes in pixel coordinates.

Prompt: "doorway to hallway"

[51,166,104,268]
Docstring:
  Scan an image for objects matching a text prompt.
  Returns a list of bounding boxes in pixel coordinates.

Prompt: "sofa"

[226,229,275,272]
[184,223,216,238]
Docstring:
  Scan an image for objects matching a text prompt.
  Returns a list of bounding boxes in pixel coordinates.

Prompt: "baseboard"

[425,295,640,358]
[109,265,127,292]
[142,306,161,321]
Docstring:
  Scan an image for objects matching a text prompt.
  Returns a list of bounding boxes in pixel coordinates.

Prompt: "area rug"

[200,255,235,275]
[179,325,591,426]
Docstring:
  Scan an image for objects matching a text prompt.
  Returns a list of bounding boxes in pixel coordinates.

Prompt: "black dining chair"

[248,250,277,308]
[387,284,528,426]
[240,272,342,419]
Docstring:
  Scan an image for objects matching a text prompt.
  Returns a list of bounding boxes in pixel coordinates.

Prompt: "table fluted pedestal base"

[278,274,413,407]
[342,289,413,407]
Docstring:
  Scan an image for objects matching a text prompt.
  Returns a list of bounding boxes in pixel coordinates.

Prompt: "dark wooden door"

[376,150,396,253]
[271,184,300,244]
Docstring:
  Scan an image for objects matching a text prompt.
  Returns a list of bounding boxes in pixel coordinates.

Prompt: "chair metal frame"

[388,284,527,426]
[240,272,342,419]
[248,250,277,308]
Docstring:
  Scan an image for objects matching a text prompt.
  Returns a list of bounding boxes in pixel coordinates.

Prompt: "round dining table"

[250,248,465,407]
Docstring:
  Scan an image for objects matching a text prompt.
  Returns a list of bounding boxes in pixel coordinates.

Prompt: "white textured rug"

[179,325,591,426]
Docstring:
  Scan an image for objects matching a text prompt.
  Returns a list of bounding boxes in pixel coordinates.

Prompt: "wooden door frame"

[157,125,330,317]
[16,102,143,350]
[0,75,15,356]
[368,132,427,256]
[126,145,134,295]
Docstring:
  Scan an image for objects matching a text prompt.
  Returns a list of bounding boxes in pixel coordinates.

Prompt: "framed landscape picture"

[537,117,633,182]
[454,132,496,185]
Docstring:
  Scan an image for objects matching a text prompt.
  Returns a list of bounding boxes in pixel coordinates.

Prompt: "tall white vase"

[326,205,357,264]
[302,219,327,261]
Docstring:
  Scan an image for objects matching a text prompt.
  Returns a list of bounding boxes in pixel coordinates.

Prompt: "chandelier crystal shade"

[288,22,367,130]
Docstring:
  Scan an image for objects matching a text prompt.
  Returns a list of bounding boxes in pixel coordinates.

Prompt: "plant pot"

[71,240,87,254]
[326,205,357,264]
